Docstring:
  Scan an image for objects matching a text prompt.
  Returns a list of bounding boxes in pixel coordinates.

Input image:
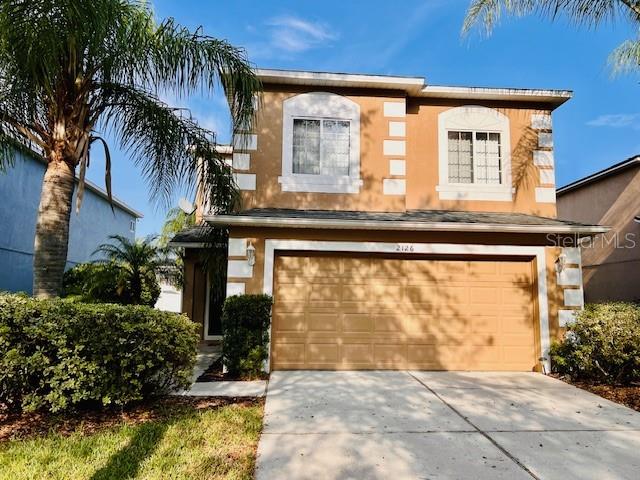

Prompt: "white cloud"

[587,113,640,129]
[264,15,337,54]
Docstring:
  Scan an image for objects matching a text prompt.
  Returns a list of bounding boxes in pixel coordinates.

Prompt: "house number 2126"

[395,244,415,253]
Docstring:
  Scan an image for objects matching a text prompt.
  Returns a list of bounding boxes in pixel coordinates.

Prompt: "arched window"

[437,105,513,201]
[280,92,362,194]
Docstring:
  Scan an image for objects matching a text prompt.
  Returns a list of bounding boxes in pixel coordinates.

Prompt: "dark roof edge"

[557,155,640,196]
[204,214,608,235]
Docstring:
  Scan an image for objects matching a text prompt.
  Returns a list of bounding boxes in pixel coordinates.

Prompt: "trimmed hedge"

[550,302,640,385]
[63,262,160,306]
[221,294,272,377]
[0,293,198,413]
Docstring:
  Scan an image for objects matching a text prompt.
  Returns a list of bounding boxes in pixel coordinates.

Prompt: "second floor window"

[280,92,361,194]
[447,131,502,185]
[293,118,351,176]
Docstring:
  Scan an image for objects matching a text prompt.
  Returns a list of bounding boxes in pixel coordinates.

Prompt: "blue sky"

[84,0,639,236]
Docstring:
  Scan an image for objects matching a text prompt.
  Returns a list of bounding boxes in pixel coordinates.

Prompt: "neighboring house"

[557,156,640,303]
[172,68,606,372]
[0,148,142,294]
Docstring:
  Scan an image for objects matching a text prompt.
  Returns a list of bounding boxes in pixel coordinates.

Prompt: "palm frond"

[158,207,196,247]
[142,18,261,133]
[463,0,633,36]
[610,37,640,72]
[96,82,235,207]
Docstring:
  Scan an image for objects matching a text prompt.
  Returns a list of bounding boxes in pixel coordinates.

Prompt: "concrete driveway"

[256,371,640,479]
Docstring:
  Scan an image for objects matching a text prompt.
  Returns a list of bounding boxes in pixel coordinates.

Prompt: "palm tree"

[0,0,259,297]
[93,235,160,305]
[158,207,196,248]
[157,207,197,288]
[463,1,640,71]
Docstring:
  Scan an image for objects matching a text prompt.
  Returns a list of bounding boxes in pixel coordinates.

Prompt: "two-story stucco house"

[173,69,607,373]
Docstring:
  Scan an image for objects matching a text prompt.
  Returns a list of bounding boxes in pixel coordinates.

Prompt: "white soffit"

[255,69,572,105]
[255,68,424,93]
[419,85,572,106]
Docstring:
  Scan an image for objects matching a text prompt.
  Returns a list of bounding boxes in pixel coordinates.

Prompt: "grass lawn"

[0,397,264,480]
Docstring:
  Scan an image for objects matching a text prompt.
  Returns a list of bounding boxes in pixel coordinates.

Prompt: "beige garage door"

[271,254,539,371]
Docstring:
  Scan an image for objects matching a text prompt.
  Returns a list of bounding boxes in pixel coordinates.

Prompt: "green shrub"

[550,302,640,385]
[221,294,272,377]
[63,262,160,306]
[0,293,198,413]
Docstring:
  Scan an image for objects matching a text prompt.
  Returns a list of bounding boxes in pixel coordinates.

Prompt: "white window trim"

[280,92,361,194]
[262,239,551,374]
[438,106,513,201]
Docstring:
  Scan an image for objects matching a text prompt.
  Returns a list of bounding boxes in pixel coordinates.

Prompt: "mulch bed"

[553,375,640,412]
[196,357,268,382]
[0,396,264,443]
[571,382,640,412]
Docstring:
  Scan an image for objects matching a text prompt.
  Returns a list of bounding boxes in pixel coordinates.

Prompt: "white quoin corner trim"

[261,240,551,373]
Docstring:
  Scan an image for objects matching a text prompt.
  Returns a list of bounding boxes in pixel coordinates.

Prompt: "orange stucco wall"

[236,85,557,217]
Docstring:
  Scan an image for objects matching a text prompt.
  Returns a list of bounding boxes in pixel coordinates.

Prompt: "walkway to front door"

[256,371,640,479]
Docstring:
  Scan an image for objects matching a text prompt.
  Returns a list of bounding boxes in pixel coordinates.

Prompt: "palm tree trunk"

[33,159,75,297]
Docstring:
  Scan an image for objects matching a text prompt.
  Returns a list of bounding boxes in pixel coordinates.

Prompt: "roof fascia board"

[204,214,609,235]
[419,85,572,106]
[255,69,572,104]
[255,68,424,93]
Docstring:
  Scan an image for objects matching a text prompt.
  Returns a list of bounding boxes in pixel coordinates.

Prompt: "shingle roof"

[230,208,588,226]
[200,208,608,236]
[169,226,227,247]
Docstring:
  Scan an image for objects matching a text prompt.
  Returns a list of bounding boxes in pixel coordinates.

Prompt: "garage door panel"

[469,286,499,305]
[341,284,370,302]
[407,344,438,365]
[372,261,410,279]
[272,343,305,364]
[470,316,500,334]
[308,285,342,302]
[272,255,538,371]
[274,300,306,314]
[313,257,341,273]
[373,313,405,333]
[403,315,436,334]
[308,313,339,332]
[501,286,533,304]
[500,319,537,336]
[438,261,468,275]
[374,343,407,364]
[276,284,307,301]
[342,343,373,364]
[342,313,373,332]
[405,285,436,302]
[307,343,339,364]
[429,325,467,344]
[274,312,307,332]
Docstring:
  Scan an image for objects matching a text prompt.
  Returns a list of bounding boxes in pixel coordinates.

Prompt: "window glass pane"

[448,131,473,183]
[292,119,320,174]
[475,132,501,184]
[321,120,350,176]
